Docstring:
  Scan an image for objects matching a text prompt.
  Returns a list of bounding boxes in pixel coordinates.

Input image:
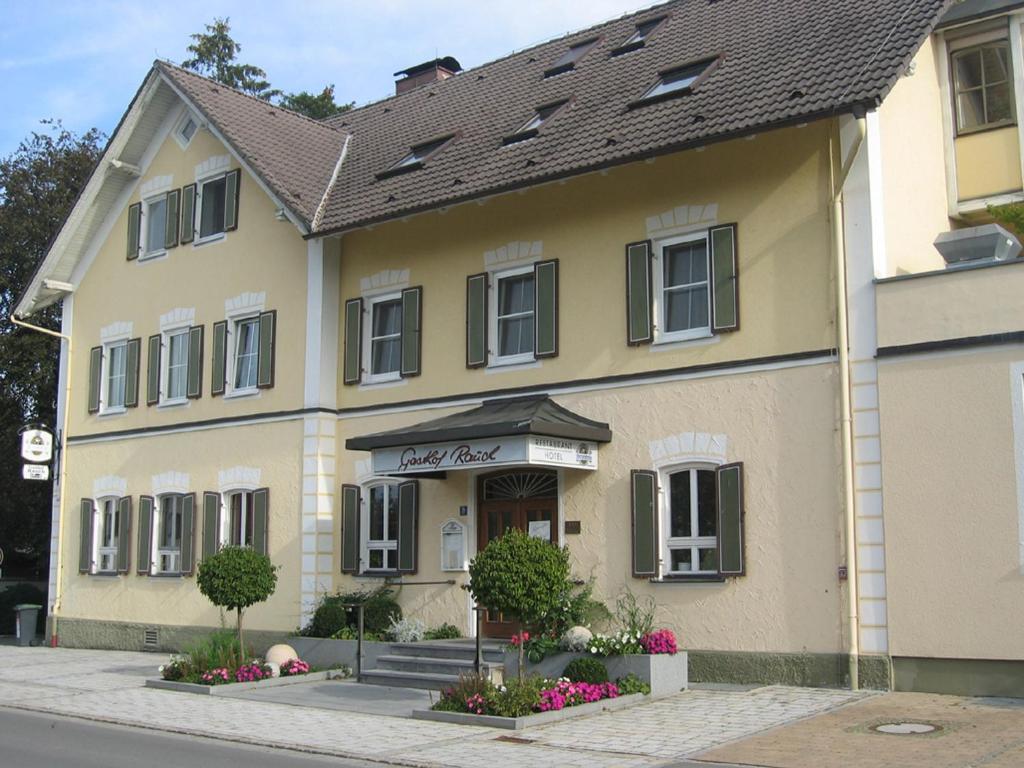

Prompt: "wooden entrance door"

[476,470,558,637]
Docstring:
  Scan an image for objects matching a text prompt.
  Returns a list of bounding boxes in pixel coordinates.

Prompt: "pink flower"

[640,629,678,655]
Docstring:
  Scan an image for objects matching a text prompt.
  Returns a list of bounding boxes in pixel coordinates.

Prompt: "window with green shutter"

[87,346,102,414]
[710,224,739,333]
[187,325,204,399]
[252,488,269,556]
[465,273,488,368]
[256,311,275,389]
[136,495,154,575]
[400,287,422,378]
[116,496,132,574]
[630,470,658,577]
[626,241,653,345]
[534,260,559,358]
[79,499,95,574]
[397,480,419,573]
[180,493,196,576]
[341,484,361,574]
[211,320,227,396]
[146,334,161,406]
[126,202,141,261]
[343,298,363,385]
[180,184,196,245]
[202,492,221,560]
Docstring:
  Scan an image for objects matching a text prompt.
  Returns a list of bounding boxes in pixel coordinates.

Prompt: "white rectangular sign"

[22,464,50,481]
[371,435,598,475]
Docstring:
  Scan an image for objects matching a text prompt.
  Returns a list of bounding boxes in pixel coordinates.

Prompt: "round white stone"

[875,722,936,734]
[265,643,298,667]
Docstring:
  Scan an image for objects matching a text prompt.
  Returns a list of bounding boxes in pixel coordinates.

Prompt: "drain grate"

[143,627,159,650]
[871,721,941,735]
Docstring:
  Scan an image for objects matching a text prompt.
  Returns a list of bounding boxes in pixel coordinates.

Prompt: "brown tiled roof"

[156,61,348,229]
[158,0,948,236]
[312,0,949,234]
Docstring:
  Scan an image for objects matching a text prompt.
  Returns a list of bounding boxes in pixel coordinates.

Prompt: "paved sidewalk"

[692,691,1024,768]
[0,646,864,767]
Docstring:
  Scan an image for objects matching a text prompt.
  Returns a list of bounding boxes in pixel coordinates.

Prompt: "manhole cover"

[872,722,940,735]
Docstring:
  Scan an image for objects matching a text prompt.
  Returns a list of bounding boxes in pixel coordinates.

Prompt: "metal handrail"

[472,605,487,676]
[339,602,366,679]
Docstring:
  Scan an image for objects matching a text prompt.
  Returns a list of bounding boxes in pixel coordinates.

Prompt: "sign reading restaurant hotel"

[372,435,599,475]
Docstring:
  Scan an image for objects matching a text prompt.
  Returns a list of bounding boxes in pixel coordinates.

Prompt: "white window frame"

[225,313,260,397]
[141,193,168,261]
[93,496,120,574]
[194,170,229,246]
[174,112,199,149]
[362,291,403,384]
[659,462,720,576]
[100,339,129,416]
[160,326,190,406]
[222,488,256,548]
[949,32,1015,136]
[153,493,184,575]
[361,480,400,574]
[652,231,713,345]
[489,264,536,367]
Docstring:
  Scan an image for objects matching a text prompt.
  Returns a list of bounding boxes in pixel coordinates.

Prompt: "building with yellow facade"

[14,0,1024,695]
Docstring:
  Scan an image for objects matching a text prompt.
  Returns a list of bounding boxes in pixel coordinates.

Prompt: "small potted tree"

[468,528,570,679]
[197,546,278,658]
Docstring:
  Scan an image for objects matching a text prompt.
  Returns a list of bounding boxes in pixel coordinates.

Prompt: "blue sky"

[0,0,651,158]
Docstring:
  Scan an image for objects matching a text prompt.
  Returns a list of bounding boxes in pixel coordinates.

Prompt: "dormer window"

[544,38,599,78]
[612,16,667,56]
[503,100,570,145]
[632,59,718,107]
[377,135,455,179]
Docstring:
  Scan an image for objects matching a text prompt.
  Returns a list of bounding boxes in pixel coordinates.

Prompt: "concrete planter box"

[146,669,347,695]
[287,636,392,670]
[504,651,687,699]
[412,692,645,730]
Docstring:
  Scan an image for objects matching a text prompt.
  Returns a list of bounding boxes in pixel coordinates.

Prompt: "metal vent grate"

[143,627,159,650]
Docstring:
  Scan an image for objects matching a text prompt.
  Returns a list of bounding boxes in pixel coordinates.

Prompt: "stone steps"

[360,640,505,691]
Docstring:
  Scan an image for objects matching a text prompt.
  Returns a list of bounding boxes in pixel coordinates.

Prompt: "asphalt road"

[0,708,390,768]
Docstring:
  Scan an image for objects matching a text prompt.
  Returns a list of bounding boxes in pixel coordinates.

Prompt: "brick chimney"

[394,56,462,95]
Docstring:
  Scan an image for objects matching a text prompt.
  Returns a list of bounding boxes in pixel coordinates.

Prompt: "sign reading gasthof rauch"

[372,435,599,475]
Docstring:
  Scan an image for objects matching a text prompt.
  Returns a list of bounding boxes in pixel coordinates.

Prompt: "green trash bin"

[14,604,42,647]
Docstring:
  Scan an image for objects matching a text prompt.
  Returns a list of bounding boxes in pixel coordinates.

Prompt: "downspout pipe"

[10,311,72,648]
[830,116,866,691]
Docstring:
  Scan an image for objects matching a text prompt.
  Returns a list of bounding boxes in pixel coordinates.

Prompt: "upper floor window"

[106,341,128,410]
[367,294,402,381]
[165,329,189,401]
[179,117,197,144]
[191,168,240,244]
[655,234,711,342]
[233,316,260,391]
[97,497,119,573]
[952,41,1014,133]
[88,337,140,415]
[145,195,168,258]
[494,267,535,362]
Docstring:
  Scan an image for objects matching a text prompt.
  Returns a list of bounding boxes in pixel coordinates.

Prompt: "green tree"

[278,85,352,120]
[182,18,280,100]
[468,528,571,678]
[196,546,278,656]
[0,120,103,577]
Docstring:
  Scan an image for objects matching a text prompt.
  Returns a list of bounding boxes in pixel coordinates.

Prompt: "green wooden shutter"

[79,499,94,574]
[400,287,422,377]
[256,311,276,389]
[397,480,419,574]
[343,298,363,385]
[126,202,141,260]
[534,259,559,358]
[211,320,227,396]
[466,273,488,368]
[116,496,132,574]
[710,224,739,333]
[187,325,204,399]
[630,470,658,577]
[146,334,161,406]
[136,496,154,575]
[252,487,269,556]
[224,169,240,231]
[341,484,361,574]
[180,184,196,244]
[716,462,745,576]
[87,346,102,414]
[164,189,180,249]
[180,493,196,576]
[202,492,221,560]
[124,337,141,408]
[626,241,653,345]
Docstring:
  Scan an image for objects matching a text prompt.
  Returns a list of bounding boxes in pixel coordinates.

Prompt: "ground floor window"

[96,497,119,572]
[227,490,254,547]
[157,494,183,573]
[663,466,718,575]
[364,482,399,571]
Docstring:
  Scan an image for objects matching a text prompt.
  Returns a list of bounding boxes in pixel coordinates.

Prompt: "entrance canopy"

[346,395,612,477]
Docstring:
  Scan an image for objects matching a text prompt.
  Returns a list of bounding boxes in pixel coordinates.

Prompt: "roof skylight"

[634,59,718,106]
[612,16,667,55]
[544,38,600,78]
[504,100,570,144]
[377,135,455,179]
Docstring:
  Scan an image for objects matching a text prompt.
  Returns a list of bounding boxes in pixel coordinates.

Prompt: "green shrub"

[196,546,277,655]
[614,589,655,639]
[160,629,250,683]
[423,623,462,640]
[331,626,384,641]
[616,673,651,696]
[433,673,494,713]
[303,588,402,638]
[486,676,544,717]
[562,657,608,684]
[0,583,46,635]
